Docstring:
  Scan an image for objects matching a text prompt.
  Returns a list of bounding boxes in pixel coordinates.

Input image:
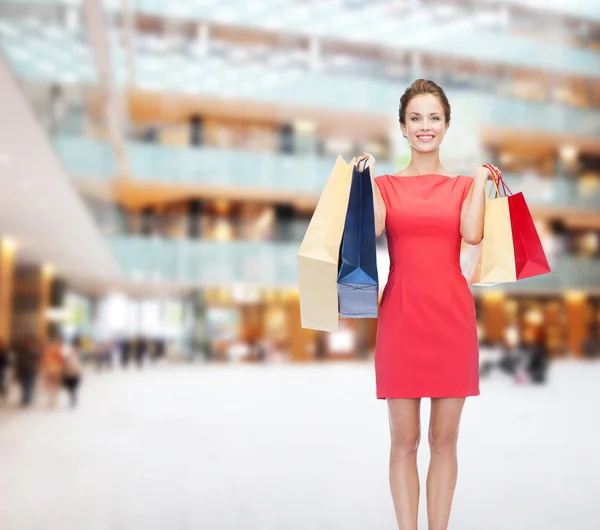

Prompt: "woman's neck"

[405,149,445,176]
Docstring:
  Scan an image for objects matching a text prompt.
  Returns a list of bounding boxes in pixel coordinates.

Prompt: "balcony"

[109,237,299,287]
[56,136,600,211]
[3,19,600,136]
[110,236,600,292]
[111,1,600,80]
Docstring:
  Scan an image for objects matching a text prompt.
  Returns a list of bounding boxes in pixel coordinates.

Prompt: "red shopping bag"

[486,165,551,281]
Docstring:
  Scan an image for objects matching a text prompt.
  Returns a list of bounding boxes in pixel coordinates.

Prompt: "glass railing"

[501,0,600,23]
[0,19,96,83]
[109,237,299,286]
[54,136,117,178]
[97,0,600,79]
[4,23,600,134]
[56,136,600,210]
[6,0,600,29]
[110,236,600,290]
[476,255,600,292]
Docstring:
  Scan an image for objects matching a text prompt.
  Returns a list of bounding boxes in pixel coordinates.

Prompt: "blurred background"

[0,1,599,529]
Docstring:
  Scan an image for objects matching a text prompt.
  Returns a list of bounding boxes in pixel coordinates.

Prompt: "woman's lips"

[416,135,435,143]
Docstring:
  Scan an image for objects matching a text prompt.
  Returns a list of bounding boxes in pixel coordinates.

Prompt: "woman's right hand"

[360,152,376,172]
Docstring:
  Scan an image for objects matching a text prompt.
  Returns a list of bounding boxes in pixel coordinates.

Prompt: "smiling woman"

[359,78,498,530]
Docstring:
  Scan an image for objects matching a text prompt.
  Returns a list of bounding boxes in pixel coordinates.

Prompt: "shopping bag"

[507,191,551,280]
[297,156,355,331]
[337,158,379,318]
[466,165,550,285]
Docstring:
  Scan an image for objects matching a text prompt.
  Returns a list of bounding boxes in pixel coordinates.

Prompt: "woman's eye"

[411,117,420,121]
[432,117,440,121]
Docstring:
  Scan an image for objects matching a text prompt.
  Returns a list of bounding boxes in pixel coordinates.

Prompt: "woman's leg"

[387,398,422,530]
[45,374,60,407]
[426,398,466,530]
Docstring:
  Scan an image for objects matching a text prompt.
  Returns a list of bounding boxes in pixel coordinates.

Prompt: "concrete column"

[287,298,316,362]
[0,238,17,345]
[11,264,53,344]
[196,23,210,56]
[565,291,588,357]
[481,291,506,343]
[39,265,53,343]
[308,37,322,72]
[293,120,318,156]
[189,289,209,361]
[410,52,423,80]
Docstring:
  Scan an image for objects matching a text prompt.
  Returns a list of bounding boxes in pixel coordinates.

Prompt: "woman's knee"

[387,399,421,457]
[390,429,421,456]
[428,429,458,455]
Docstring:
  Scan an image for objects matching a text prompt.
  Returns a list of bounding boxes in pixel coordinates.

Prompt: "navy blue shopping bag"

[337,158,379,318]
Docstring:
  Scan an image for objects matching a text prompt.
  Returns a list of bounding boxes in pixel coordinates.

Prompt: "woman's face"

[401,94,449,153]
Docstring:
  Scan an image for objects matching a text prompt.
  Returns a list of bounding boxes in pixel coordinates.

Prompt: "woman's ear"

[400,123,407,138]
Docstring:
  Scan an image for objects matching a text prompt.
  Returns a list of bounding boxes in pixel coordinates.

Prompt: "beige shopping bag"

[297,156,355,331]
[465,179,516,286]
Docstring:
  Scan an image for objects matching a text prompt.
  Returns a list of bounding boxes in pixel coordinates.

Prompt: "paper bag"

[297,156,354,331]
[337,159,379,318]
[466,166,550,285]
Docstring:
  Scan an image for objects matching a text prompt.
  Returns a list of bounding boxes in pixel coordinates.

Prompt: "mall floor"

[0,359,598,530]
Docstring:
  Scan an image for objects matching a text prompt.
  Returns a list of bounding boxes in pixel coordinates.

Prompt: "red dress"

[374,174,480,399]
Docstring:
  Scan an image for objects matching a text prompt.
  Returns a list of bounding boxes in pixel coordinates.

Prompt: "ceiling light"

[560,145,578,163]
[42,264,55,277]
[1,237,18,253]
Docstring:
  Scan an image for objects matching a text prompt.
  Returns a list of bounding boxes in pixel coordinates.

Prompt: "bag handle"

[357,155,370,172]
[482,164,502,198]
[484,164,512,196]
[483,164,511,198]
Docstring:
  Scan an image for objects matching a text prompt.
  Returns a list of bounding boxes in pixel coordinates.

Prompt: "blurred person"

[62,341,83,408]
[42,335,64,408]
[93,341,112,371]
[478,339,503,378]
[315,331,327,362]
[154,337,166,362]
[14,336,41,407]
[525,329,550,385]
[121,338,133,368]
[80,335,94,363]
[134,336,147,368]
[365,79,498,530]
[582,322,600,360]
[109,339,121,367]
[0,338,9,399]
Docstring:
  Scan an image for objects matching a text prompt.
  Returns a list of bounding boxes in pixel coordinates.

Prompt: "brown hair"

[399,79,451,125]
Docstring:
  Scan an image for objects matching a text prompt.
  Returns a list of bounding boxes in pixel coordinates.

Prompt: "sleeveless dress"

[374,174,480,399]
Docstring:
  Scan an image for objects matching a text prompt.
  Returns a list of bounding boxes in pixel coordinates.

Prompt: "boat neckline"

[385,173,463,179]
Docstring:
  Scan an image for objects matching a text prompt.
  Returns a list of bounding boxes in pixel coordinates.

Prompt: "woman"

[0,338,9,399]
[62,341,83,407]
[42,336,64,408]
[363,79,497,530]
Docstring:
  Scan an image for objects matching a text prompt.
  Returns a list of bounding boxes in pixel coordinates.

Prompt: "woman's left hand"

[479,164,501,182]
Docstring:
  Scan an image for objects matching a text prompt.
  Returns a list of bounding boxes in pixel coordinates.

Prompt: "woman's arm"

[361,153,386,237]
[373,178,387,238]
[460,166,495,245]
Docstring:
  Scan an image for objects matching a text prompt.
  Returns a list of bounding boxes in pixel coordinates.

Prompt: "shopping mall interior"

[0,0,599,365]
[2,3,600,530]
